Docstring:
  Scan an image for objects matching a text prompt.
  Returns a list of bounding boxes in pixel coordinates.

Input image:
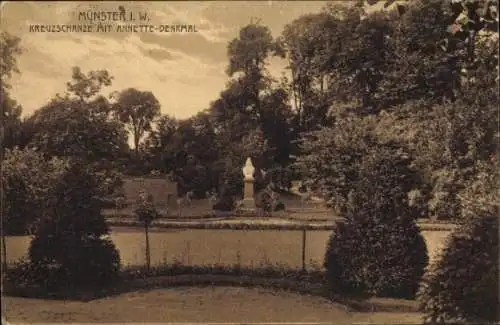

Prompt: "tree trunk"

[145,223,151,271]
[134,135,140,159]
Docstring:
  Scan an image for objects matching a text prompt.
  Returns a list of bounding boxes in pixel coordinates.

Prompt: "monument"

[241,157,256,210]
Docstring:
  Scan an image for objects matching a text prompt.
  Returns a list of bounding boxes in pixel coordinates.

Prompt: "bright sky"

[1,1,332,119]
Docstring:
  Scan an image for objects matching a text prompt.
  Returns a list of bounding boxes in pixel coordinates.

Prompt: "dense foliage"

[324,144,429,299]
[27,162,121,290]
[213,194,235,212]
[1,148,67,235]
[418,160,499,324]
[418,213,498,324]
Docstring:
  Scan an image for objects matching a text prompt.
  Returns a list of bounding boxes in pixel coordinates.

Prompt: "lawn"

[2,286,424,323]
[5,227,451,269]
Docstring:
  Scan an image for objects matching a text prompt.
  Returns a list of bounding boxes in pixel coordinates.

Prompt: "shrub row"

[107,219,335,230]
[4,261,326,301]
[4,260,420,313]
[107,218,456,232]
[122,262,326,283]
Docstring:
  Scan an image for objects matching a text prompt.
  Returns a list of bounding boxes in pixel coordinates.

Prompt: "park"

[1,0,498,324]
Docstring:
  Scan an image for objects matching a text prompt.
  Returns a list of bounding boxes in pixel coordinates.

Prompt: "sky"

[1,1,332,119]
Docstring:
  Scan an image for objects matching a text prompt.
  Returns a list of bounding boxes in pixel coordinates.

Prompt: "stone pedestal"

[242,179,256,209]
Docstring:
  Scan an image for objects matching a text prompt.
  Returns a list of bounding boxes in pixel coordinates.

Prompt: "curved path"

[3,286,422,323]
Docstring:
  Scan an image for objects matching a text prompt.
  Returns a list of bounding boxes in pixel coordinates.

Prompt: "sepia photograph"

[0,0,498,324]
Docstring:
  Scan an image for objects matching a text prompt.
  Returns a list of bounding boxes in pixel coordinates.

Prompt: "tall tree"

[113,88,161,157]
[27,67,128,168]
[1,32,23,151]
[0,32,22,88]
[0,31,23,271]
[225,22,285,134]
[281,12,340,129]
[210,22,292,179]
[66,66,113,104]
[144,114,179,173]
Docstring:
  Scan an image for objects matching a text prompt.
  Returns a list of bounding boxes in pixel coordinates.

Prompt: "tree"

[0,31,22,88]
[144,114,179,174]
[259,85,295,166]
[217,22,292,168]
[65,66,113,104]
[365,0,499,105]
[417,157,499,323]
[0,31,23,271]
[113,88,161,157]
[28,97,129,167]
[240,127,269,165]
[294,111,379,213]
[26,67,129,172]
[324,143,428,299]
[144,112,221,196]
[1,148,67,272]
[418,164,499,324]
[281,12,334,130]
[1,148,67,235]
[134,192,159,271]
[1,89,23,151]
[374,36,498,220]
[197,22,295,197]
[28,161,121,291]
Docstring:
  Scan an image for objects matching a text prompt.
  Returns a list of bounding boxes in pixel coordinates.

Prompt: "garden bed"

[106,216,457,232]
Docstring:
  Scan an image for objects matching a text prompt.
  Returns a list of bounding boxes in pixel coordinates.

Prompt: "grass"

[3,259,423,323]
[4,263,417,314]
[2,286,424,323]
[5,226,453,272]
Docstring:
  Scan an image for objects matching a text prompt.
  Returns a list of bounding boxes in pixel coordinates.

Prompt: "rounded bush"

[26,162,122,292]
[213,195,235,211]
[418,214,499,324]
[29,234,121,290]
[274,201,285,211]
[324,145,429,299]
[324,217,428,299]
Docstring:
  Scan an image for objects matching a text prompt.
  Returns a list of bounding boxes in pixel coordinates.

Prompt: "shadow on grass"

[2,262,420,313]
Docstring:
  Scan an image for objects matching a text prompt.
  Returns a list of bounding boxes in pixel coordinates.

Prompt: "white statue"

[242,157,255,181]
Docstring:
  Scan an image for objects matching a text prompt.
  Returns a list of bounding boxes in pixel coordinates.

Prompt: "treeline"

[2,0,498,217]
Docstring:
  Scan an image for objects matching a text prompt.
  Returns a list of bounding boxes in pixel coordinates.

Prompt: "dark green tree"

[28,161,121,291]
[112,88,161,158]
[418,157,499,324]
[324,143,428,299]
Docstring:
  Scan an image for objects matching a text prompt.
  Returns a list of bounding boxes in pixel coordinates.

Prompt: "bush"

[213,195,235,211]
[256,190,273,213]
[324,145,429,299]
[418,213,499,324]
[135,192,159,225]
[27,161,121,291]
[28,237,121,290]
[274,201,285,211]
[4,259,49,290]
